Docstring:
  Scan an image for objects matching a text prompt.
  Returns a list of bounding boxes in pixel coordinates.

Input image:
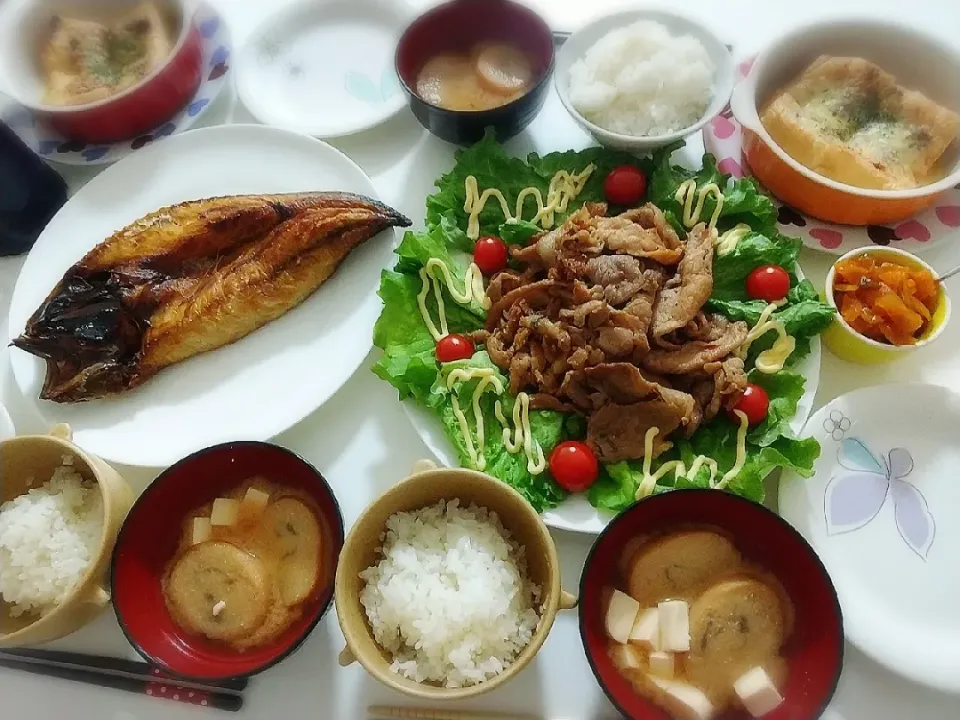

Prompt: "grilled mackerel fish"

[14,192,411,402]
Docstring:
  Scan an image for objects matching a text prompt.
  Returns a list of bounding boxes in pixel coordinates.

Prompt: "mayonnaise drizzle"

[417,258,491,341]
[715,222,752,256]
[737,300,796,374]
[463,165,596,240]
[634,411,749,500]
[674,179,725,230]
[445,367,546,475]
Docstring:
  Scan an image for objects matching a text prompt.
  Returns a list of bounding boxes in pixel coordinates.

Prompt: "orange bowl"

[730,19,960,226]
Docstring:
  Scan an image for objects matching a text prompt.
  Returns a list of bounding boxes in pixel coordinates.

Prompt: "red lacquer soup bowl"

[111,442,345,681]
[579,490,843,720]
[0,0,203,143]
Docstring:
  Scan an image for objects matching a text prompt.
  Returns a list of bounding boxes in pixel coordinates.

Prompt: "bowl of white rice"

[0,424,134,646]
[556,11,736,150]
[335,460,577,701]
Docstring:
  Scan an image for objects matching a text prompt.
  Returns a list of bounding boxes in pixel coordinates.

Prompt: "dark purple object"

[0,121,67,256]
[395,0,555,146]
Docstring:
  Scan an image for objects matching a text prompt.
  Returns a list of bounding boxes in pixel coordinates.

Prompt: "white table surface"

[2,1,960,718]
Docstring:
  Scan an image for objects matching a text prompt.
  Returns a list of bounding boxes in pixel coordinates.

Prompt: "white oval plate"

[704,57,960,255]
[1,2,232,166]
[237,0,411,138]
[406,339,821,535]
[7,124,400,467]
[779,383,960,692]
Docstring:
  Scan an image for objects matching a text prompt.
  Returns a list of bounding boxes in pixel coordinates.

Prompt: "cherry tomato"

[746,265,791,303]
[603,165,647,206]
[549,441,599,493]
[473,236,509,275]
[729,383,770,426]
[435,334,474,363]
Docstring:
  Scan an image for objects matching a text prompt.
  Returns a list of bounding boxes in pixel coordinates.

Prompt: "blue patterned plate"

[1,2,231,166]
[779,383,960,692]
[236,0,412,138]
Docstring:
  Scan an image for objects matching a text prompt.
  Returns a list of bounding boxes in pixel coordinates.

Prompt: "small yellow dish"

[823,247,950,364]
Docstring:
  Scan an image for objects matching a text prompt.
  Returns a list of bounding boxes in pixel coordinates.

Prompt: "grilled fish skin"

[13,192,411,402]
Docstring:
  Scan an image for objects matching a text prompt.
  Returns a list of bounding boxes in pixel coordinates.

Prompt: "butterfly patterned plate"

[236,0,412,138]
[0,2,231,167]
[779,383,960,692]
[704,57,960,255]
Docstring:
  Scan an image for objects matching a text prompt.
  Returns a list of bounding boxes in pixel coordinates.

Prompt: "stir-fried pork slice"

[511,204,608,268]
[615,204,685,264]
[582,363,694,410]
[487,269,533,305]
[650,223,715,338]
[585,255,645,306]
[587,386,697,463]
[528,393,577,412]
[674,356,749,436]
[642,314,749,375]
[589,206,683,265]
[485,279,573,330]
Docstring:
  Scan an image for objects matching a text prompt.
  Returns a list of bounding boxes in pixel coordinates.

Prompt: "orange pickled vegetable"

[832,256,939,345]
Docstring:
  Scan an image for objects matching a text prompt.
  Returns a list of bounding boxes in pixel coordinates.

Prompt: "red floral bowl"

[0,0,203,143]
[111,442,344,681]
[579,490,843,720]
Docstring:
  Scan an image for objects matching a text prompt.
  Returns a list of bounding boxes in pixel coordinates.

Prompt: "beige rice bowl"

[359,500,541,688]
[0,460,104,618]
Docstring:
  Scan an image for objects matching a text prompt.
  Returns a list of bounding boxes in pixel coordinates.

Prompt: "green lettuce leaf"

[708,280,835,365]
[585,364,820,513]
[427,128,672,239]
[649,152,778,234]
[498,219,541,246]
[709,230,802,301]
[430,352,568,512]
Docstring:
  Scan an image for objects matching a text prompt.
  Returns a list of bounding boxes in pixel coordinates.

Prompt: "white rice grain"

[359,499,540,688]
[0,464,103,618]
[569,20,716,137]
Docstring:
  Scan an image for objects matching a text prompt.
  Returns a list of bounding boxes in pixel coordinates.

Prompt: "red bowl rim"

[109,440,346,681]
[14,0,198,115]
[577,489,845,720]
[394,0,556,117]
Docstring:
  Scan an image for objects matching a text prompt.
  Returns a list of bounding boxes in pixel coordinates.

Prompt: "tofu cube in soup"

[658,599,691,652]
[606,589,640,643]
[649,650,675,679]
[629,607,660,648]
[734,666,784,717]
[210,498,240,527]
[649,677,716,720]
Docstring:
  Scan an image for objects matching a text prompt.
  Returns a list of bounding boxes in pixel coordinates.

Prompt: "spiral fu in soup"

[603,528,795,719]
[415,42,535,112]
[162,478,327,651]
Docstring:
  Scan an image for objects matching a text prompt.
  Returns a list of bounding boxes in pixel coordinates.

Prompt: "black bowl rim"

[109,440,346,682]
[393,0,557,119]
[576,488,845,720]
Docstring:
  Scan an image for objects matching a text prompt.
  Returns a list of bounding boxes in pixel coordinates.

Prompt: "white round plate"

[406,340,821,534]
[704,57,960,256]
[237,0,411,138]
[0,3,232,167]
[779,383,960,692]
[7,124,400,467]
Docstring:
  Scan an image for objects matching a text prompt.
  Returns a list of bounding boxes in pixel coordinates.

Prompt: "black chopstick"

[0,649,246,712]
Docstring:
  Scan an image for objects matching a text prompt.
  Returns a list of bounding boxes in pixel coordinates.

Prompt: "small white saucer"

[779,383,960,693]
[237,0,412,138]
